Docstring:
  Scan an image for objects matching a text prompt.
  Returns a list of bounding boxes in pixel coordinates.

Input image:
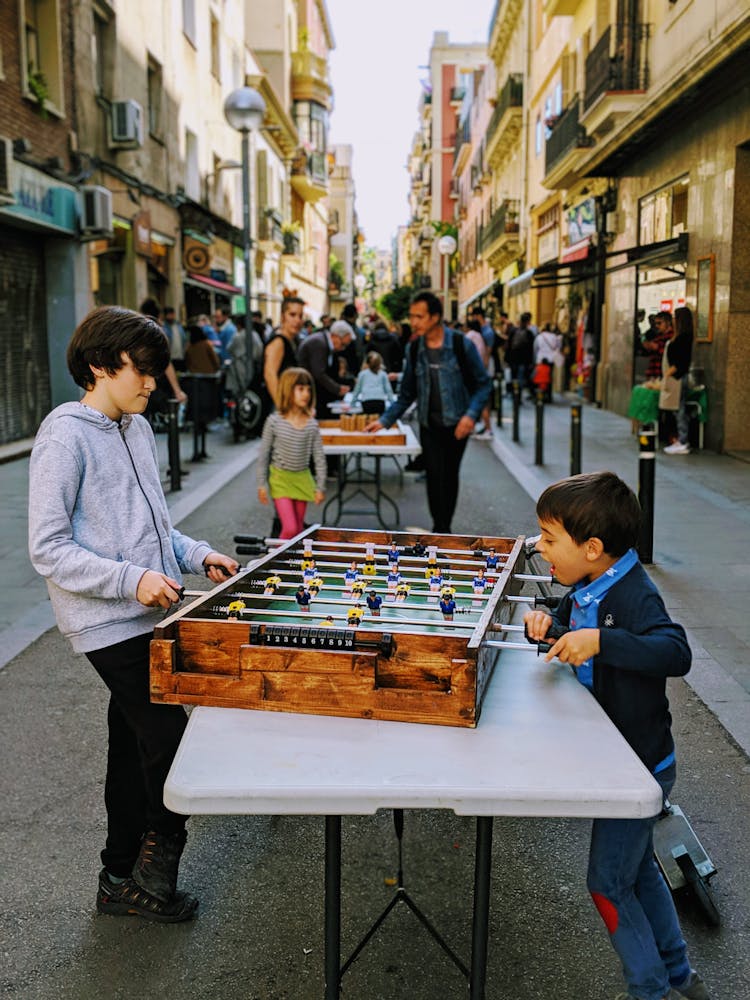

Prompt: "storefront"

[0,163,86,442]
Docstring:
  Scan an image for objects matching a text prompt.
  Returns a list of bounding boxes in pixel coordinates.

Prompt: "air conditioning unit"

[0,136,15,203]
[80,185,113,237]
[110,100,144,148]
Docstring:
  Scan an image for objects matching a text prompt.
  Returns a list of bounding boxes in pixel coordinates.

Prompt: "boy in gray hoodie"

[29,306,238,922]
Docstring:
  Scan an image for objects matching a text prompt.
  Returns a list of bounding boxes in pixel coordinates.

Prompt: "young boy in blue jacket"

[524,471,710,1000]
[29,307,238,923]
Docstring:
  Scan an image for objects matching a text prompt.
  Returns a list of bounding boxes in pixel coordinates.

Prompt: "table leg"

[373,455,400,529]
[322,456,347,526]
[324,815,341,999]
[470,816,494,1000]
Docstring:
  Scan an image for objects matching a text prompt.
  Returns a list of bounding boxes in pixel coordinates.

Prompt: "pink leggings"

[273,497,307,539]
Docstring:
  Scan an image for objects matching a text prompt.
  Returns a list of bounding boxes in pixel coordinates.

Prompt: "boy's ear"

[585,536,605,561]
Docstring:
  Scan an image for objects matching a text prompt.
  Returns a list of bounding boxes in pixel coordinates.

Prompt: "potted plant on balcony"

[282,221,301,256]
[328,254,345,295]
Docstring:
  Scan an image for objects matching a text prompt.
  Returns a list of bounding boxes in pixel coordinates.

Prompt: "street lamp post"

[224,85,266,382]
[437,234,457,321]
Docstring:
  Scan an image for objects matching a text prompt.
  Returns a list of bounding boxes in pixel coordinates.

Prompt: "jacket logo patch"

[603,613,615,628]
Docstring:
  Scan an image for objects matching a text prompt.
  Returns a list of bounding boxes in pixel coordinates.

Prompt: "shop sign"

[538,228,559,264]
[133,211,152,257]
[566,197,596,244]
[3,162,77,234]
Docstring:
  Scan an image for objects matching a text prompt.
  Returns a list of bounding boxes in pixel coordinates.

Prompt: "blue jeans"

[587,764,691,1000]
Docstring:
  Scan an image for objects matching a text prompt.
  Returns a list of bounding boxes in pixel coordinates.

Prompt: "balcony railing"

[453,117,472,166]
[486,73,523,143]
[544,95,592,176]
[480,199,520,254]
[584,22,650,111]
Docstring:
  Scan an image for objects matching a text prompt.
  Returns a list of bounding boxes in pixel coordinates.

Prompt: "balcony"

[291,50,332,109]
[581,22,650,137]
[543,0,583,15]
[257,208,283,250]
[290,148,328,202]
[544,95,594,189]
[485,73,523,170]
[453,117,472,174]
[480,199,520,270]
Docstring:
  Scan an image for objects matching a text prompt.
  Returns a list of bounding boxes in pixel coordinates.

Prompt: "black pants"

[86,633,188,877]
[420,424,469,534]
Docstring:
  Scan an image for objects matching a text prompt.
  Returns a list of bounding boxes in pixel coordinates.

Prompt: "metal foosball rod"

[236,564,494,588]
[278,559,492,582]
[198,605,474,633]
[235,534,513,563]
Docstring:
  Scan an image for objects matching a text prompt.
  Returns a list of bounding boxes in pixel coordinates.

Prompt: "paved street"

[2,404,750,999]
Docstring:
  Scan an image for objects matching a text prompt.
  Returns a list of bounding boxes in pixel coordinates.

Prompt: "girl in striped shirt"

[257,368,326,538]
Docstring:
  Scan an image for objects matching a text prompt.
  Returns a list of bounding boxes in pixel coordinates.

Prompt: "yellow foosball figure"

[308,577,324,597]
[395,582,411,602]
[440,585,456,602]
[227,599,246,619]
[301,557,315,573]
[319,615,335,627]
[347,605,363,627]
[264,575,282,595]
[363,542,377,576]
[351,580,366,599]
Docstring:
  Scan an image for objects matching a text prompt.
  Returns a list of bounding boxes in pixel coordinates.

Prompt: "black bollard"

[166,399,182,492]
[637,424,656,564]
[570,402,582,476]
[534,390,545,465]
[511,380,521,442]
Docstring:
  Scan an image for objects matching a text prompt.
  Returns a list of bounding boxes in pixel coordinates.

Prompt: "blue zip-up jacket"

[551,561,691,771]
[379,327,491,429]
[28,402,213,653]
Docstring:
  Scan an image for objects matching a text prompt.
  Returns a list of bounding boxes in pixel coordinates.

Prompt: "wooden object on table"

[150,526,527,728]
[318,417,407,447]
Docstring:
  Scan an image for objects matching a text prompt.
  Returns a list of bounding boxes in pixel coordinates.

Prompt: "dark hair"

[341,303,358,322]
[187,323,208,345]
[281,295,306,315]
[467,319,482,333]
[673,305,694,340]
[67,306,170,390]
[536,471,642,557]
[410,290,443,319]
[139,298,161,320]
[471,306,485,319]
[655,310,673,325]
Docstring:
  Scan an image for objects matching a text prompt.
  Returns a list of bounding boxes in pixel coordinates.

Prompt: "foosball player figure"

[411,542,426,557]
[351,580,366,600]
[295,584,311,611]
[387,543,400,565]
[429,571,443,594]
[440,584,456,602]
[386,566,402,592]
[264,574,282,596]
[302,560,317,584]
[319,615,335,627]
[439,594,457,620]
[363,541,377,576]
[366,590,383,616]
[395,582,410,602]
[227,599,246,619]
[472,568,487,594]
[302,541,314,562]
[347,604,363,627]
[343,561,359,593]
[308,576,324,597]
[485,547,500,573]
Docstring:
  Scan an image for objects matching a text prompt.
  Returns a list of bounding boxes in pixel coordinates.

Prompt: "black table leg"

[470,816,494,1000]
[324,815,341,999]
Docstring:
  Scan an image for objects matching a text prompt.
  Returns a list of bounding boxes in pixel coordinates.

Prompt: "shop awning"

[561,237,592,263]
[506,268,535,297]
[185,272,241,294]
[458,279,497,312]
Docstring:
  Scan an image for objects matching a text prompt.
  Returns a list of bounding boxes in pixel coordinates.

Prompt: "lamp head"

[223,87,266,133]
[437,234,457,256]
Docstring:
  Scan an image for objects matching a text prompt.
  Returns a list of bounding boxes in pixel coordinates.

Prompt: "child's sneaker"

[673,972,711,999]
[132,829,188,903]
[96,869,198,923]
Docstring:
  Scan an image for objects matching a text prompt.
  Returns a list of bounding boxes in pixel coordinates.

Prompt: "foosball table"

[150,526,534,728]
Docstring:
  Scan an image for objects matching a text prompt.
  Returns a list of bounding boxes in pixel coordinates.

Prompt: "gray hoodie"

[28,401,212,653]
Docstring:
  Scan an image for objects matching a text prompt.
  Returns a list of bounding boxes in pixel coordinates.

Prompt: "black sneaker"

[132,829,187,903]
[96,869,198,923]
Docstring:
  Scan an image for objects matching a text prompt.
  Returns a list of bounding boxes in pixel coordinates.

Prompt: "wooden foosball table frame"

[151,526,528,728]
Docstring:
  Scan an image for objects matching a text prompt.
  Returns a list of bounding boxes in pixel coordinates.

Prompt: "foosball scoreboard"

[150,526,531,728]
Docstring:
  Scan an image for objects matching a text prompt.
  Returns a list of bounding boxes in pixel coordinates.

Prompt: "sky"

[326,0,496,251]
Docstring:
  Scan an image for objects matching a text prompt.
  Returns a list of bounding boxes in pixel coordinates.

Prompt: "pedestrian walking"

[661,306,694,456]
[366,291,491,534]
[256,367,326,539]
[524,471,710,1000]
[28,306,239,923]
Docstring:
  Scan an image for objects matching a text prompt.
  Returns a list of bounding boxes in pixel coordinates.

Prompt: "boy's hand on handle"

[543,627,600,665]
[313,489,325,505]
[203,552,240,584]
[523,609,553,640]
[136,571,183,609]
[364,419,383,433]
[258,487,269,505]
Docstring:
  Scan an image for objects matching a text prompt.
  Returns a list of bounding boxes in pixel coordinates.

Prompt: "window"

[210,12,220,81]
[535,115,542,156]
[293,101,328,154]
[185,129,200,201]
[147,56,162,138]
[638,175,689,244]
[21,0,64,113]
[182,0,196,45]
[91,10,109,96]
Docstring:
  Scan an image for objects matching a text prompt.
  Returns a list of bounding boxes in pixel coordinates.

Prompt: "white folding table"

[165,635,661,998]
